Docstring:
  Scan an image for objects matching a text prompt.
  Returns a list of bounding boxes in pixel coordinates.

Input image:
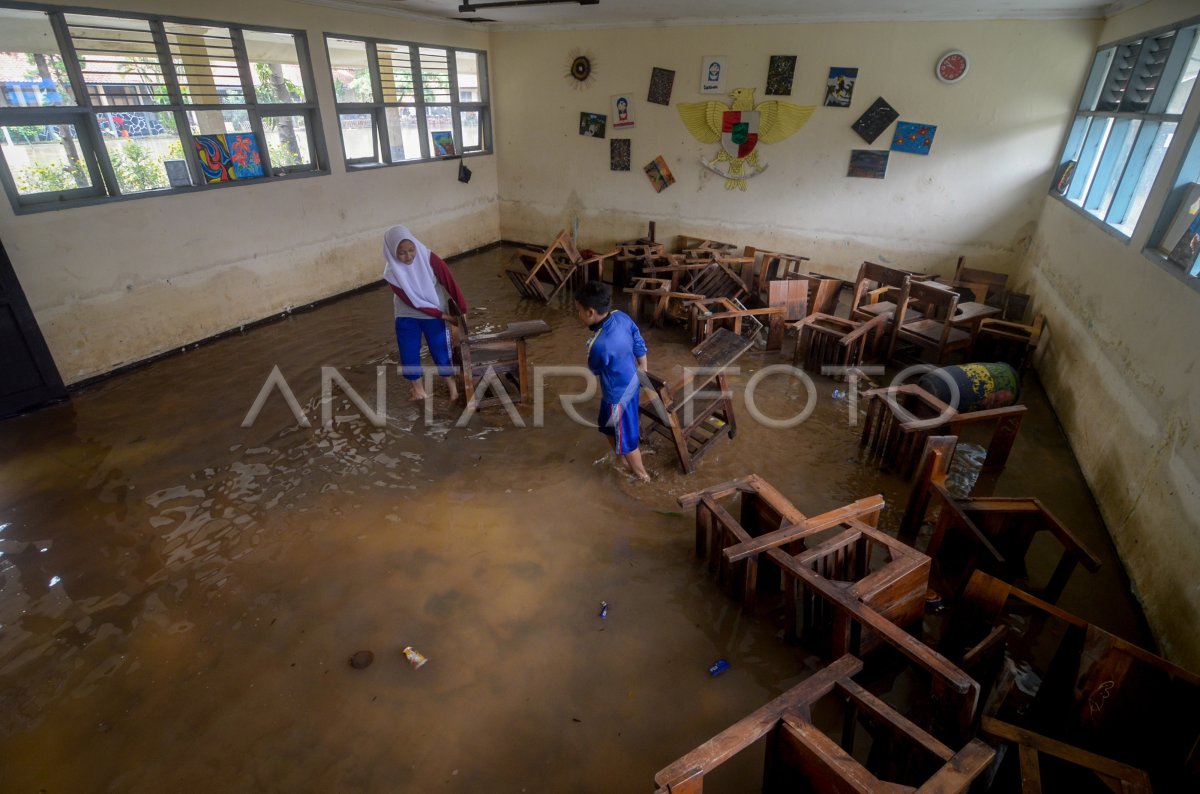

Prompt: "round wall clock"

[936,50,970,84]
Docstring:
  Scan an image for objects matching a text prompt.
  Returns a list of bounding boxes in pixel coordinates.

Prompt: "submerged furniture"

[686,296,786,351]
[849,261,926,324]
[791,312,889,376]
[639,328,753,474]
[758,249,812,282]
[899,436,1102,603]
[678,475,981,742]
[948,256,1008,306]
[942,571,1200,791]
[627,277,704,327]
[504,229,616,302]
[974,314,1046,376]
[452,312,552,409]
[859,383,1026,478]
[654,654,995,794]
[889,278,1003,365]
[785,272,842,317]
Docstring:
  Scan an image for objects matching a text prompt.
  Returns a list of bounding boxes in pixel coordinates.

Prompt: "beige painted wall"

[1014,0,1200,669]
[490,18,1100,281]
[0,0,498,384]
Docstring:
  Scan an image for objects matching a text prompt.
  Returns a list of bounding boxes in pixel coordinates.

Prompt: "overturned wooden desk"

[453,316,552,409]
[639,327,754,474]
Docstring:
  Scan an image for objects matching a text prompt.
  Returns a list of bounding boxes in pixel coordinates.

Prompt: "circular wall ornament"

[936,50,969,84]
[565,49,597,89]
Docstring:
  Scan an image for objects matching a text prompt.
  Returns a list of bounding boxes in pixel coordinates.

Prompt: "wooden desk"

[456,318,552,407]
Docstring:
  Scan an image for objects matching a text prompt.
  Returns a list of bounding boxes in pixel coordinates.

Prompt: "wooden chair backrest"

[952,256,1008,290]
[851,261,913,309]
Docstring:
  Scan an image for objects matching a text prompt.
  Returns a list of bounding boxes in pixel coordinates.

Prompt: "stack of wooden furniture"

[654,654,996,794]
[505,229,617,302]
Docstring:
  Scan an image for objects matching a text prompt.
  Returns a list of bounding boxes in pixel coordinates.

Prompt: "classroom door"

[0,235,66,419]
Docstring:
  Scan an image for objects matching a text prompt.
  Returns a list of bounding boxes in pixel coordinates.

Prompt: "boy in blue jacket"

[575,281,651,481]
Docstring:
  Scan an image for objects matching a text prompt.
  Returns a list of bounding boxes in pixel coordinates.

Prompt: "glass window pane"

[418,47,451,103]
[263,114,311,171]
[1,123,92,193]
[1117,32,1176,113]
[328,38,373,103]
[164,22,244,105]
[1078,48,1114,111]
[1165,30,1200,114]
[1086,119,1141,218]
[98,110,180,193]
[65,14,169,106]
[456,51,482,102]
[378,43,415,103]
[1112,122,1176,236]
[1067,117,1112,205]
[460,110,480,150]
[339,113,376,160]
[0,8,77,106]
[383,107,421,161]
[244,30,305,104]
[186,108,251,135]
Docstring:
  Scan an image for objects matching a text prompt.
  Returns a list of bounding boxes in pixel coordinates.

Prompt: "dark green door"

[0,236,66,418]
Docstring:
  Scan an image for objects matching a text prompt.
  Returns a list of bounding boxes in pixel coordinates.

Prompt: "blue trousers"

[395,317,454,380]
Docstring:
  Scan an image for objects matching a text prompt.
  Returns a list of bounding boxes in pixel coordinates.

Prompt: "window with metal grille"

[0,2,327,212]
[325,33,490,168]
[1052,19,1200,240]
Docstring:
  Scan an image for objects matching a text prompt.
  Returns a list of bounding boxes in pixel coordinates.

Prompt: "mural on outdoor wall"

[677,88,813,191]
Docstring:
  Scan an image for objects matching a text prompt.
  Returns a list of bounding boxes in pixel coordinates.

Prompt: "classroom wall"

[490,18,1100,281]
[1014,0,1200,670]
[0,0,498,385]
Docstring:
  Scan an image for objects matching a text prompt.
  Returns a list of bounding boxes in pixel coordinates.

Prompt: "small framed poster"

[700,55,727,94]
[611,93,635,129]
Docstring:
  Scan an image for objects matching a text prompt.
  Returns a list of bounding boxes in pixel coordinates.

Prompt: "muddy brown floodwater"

[0,245,1152,792]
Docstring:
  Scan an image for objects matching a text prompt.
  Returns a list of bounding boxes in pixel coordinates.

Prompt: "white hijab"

[382,225,442,313]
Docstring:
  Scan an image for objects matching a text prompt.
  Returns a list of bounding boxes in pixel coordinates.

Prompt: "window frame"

[0,1,328,214]
[323,32,491,170]
[1051,17,1200,242]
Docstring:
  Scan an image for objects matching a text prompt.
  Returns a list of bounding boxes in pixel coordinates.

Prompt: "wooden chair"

[940,571,1200,791]
[678,476,981,743]
[949,256,1008,307]
[980,716,1152,793]
[639,328,752,474]
[626,277,704,327]
[786,272,842,316]
[452,311,552,409]
[974,314,1046,376]
[504,229,616,303]
[654,655,995,794]
[686,296,786,351]
[886,279,976,365]
[791,312,889,376]
[613,241,662,288]
[849,261,926,324]
[899,436,1102,604]
[758,249,812,282]
[859,384,1026,478]
[686,259,751,302]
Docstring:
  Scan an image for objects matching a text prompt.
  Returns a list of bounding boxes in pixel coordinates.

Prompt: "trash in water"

[654,510,683,517]
[708,659,731,677]
[403,646,428,670]
[832,389,844,400]
[349,650,374,669]
[924,589,944,613]
[599,601,609,619]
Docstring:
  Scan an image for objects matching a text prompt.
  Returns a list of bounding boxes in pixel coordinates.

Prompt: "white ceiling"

[295,0,1143,30]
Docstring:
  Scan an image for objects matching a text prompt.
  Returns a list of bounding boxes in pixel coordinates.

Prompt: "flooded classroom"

[1,242,1184,792]
[2,0,1200,791]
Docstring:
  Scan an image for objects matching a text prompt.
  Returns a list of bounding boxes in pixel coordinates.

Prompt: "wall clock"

[936,51,969,84]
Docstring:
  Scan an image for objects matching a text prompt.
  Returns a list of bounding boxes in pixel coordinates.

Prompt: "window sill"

[9,168,330,215]
[1140,247,1200,293]
[343,150,491,172]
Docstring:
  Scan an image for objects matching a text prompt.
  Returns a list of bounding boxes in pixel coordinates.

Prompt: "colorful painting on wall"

[1168,208,1200,270]
[700,55,727,94]
[579,112,607,138]
[611,94,635,129]
[647,67,675,105]
[824,67,858,107]
[194,133,264,183]
[644,155,675,193]
[891,121,937,155]
[431,131,455,157]
[611,139,631,171]
[848,150,889,179]
[851,97,899,144]
[765,55,797,95]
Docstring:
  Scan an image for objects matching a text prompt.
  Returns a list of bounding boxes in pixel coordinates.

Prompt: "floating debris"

[349,650,374,669]
[403,646,428,670]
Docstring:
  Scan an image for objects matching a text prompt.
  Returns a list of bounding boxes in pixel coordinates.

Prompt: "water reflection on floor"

[0,245,1151,791]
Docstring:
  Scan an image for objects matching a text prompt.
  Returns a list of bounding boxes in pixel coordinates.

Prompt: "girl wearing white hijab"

[383,225,469,401]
